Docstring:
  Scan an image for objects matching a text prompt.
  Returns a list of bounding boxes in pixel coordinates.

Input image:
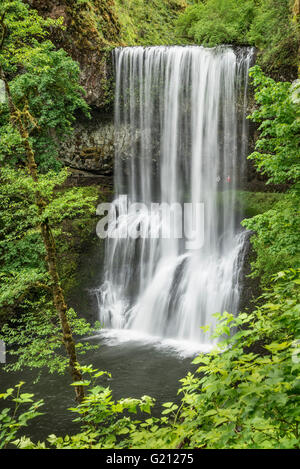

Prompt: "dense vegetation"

[45,0,186,49]
[177,0,300,79]
[0,0,104,404]
[0,0,299,450]
[115,0,187,45]
[242,67,300,284]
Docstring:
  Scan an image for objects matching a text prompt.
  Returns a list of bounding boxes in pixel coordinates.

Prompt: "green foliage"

[56,0,185,58]
[248,66,300,186]
[115,0,186,45]
[0,0,89,171]
[0,166,98,289]
[177,0,299,78]
[177,0,255,46]
[3,366,155,449]
[0,1,102,379]
[235,190,284,218]
[128,270,300,449]
[0,1,61,73]
[0,382,44,449]
[0,0,299,452]
[247,0,299,78]
[1,270,299,449]
[0,165,99,372]
[218,190,283,218]
[0,307,99,374]
[242,193,300,284]
[241,67,300,284]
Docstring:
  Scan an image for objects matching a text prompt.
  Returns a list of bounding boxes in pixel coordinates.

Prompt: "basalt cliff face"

[25,0,186,180]
[25,0,119,109]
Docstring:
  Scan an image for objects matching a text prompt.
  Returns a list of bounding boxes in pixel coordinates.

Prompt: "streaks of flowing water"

[96,46,253,345]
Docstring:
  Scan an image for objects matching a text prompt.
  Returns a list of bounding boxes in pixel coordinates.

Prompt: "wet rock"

[25,0,118,109]
[61,115,115,175]
[238,230,261,314]
[60,111,141,181]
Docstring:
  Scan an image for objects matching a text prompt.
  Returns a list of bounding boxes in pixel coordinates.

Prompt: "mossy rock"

[234,191,285,218]
[56,185,105,296]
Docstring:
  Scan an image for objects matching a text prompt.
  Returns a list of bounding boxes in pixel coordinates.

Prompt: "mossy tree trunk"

[0,67,85,402]
[293,0,300,75]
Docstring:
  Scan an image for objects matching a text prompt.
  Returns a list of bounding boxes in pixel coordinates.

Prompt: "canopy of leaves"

[0,1,89,171]
[0,165,98,316]
[0,0,60,73]
[248,66,300,186]
[0,165,100,374]
[0,306,99,375]
[241,67,300,283]
[177,0,255,46]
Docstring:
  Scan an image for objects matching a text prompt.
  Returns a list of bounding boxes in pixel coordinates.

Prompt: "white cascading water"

[96,46,253,347]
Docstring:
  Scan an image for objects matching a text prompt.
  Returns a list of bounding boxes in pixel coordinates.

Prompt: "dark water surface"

[0,233,198,443]
[0,333,197,443]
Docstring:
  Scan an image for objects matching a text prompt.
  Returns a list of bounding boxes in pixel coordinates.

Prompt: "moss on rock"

[114,0,186,46]
[55,184,107,296]
[25,0,186,109]
[235,191,284,218]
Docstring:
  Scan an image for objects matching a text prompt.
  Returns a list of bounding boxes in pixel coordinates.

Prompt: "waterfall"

[96,46,253,346]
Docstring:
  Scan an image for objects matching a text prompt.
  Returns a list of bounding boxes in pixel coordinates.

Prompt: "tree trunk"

[0,67,85,402]
[293,0,300,76]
